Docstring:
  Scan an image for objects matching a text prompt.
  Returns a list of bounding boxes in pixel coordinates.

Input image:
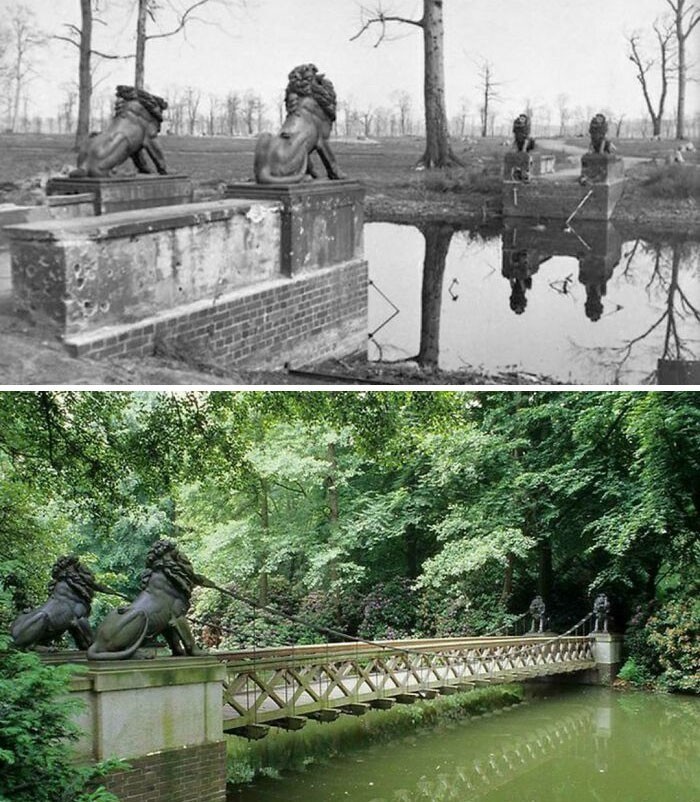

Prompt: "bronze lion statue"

[512,114,536,153]
[10,555,125,651]
[254,63,346,184]
[71,85,169,178]
[588,113,614,155]
[87,539,213,660]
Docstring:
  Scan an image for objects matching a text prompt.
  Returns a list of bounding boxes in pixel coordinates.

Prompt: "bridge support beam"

[68,656,227,802]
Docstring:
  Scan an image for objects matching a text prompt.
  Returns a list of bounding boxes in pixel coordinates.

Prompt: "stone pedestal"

[591,633,623,685]
[224,180,365,276]
[580,153,625,184]
[46,174,194,215]
[65,656,227,802]
[503,152,555,180]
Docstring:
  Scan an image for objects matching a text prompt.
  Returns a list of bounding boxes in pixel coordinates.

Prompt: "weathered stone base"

[581,153,625,183]
[502,176,625,220]
[225,180,365,276]
[63,258,368,368]
[503,152,555,179]
[0,194,94,226]
[46,174,194,215]
[101,741,227,802]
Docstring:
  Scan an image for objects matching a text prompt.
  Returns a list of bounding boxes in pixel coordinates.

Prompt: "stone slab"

[46,174,194,215]
[503,152,555,179]
[224,179,365,276]
[65,656,226,762]
[581,153,625,183]
[7,198,281,337]
[502,177,625,220]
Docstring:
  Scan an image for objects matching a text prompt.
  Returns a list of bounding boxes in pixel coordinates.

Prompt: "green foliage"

[0,634,121,802]
[617,657,655,686]
[357,578,416,639]
[646,596,700,693]
[643,164,700,199]
[226,685,524,785]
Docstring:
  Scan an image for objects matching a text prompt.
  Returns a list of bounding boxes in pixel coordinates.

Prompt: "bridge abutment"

[70,656,227,802]
[591,632,623,685]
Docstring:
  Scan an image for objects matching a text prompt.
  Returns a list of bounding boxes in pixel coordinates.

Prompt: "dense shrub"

[646,597,700,694]
[0,633,121,802]
[643,164,700,200]
[357,578,417,639]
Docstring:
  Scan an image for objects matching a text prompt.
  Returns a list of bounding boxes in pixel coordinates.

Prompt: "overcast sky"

[5,0,699,126]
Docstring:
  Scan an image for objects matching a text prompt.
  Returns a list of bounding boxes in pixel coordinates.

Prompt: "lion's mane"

[48,555,96,605]
[140,539,197,598]
[285,63,337,123]
[114,85,168,124]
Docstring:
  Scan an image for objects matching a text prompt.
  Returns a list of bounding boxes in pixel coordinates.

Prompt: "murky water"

[365,222,700,384]
[229,686,699,802]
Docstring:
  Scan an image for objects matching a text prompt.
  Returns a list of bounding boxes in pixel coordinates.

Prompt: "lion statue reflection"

[254,63,346,184]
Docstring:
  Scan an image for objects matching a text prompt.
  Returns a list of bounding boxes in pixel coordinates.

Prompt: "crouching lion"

[254,63,346,184]
[11,555,126,651]
[71,84,169,178]
[87,539,215,660]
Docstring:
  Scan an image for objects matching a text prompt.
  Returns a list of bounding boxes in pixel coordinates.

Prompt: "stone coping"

[64,655,226,693]
[225,179,365,199]
[49,174,191,185]
[46,193,95,206]
[5,197,281,242]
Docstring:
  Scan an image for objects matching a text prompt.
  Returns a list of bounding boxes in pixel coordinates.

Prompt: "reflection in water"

[366,220,699,384]
[229,687,700,802]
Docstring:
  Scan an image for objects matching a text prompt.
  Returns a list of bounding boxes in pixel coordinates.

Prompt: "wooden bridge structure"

[217,620,600,738]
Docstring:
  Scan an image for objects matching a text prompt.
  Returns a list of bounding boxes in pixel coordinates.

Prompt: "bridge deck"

[217,635,596,733]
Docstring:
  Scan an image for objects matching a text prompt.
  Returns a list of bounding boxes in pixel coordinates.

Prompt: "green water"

[227,686,700,802]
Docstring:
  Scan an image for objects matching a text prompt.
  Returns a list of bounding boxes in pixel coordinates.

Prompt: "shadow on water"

[228,686,700,802]
[362,219,700,384]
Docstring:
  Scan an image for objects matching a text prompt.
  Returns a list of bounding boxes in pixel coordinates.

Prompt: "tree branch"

[145,0,211,42]
[350,3,423,47]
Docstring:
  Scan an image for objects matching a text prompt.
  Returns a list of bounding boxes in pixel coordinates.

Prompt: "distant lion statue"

[87,539,214,660]
[71,85,169,178]
[588,114,615,155]
[10,555,125,651]
[512,114,536,153]
[254,63,346,184]
[592,593,610,632]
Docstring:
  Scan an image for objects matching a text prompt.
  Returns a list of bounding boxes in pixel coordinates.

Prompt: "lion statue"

[10,555,126,651]
[528,595,547,633]
[71,85,169,178]
[592,593,610,632]
[588,113,614,155]
[87,539,214,661]
[254,63,346,184]
[512,114,536,153]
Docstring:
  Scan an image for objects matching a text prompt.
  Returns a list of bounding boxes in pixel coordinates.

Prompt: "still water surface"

[365,222,700,384]
[229,686,699,802]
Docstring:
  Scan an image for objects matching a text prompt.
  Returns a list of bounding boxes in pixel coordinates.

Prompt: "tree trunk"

[258,477,269,605]
[135,0,148,90]
[500,551,514,606]
[325,441,339,524]
[419,0,461,168]
[675,15,686,138]
[417,223,454,366]
[75,0,93,149]
[537,539,552,602]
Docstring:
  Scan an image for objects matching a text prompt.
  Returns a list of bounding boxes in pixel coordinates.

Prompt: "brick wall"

[64,258,368,369]
[102,741,227,802]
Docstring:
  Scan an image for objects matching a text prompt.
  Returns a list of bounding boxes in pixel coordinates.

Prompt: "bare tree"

[183,85,201,135]
[476,59,500,138]
[4,5,44,133]
[55,1,134,148]
[556,93,571,137]
[359,106,374,137]
[225,91,240,135]
[391,89,412,135]
[135,0,212,90]
[627,21,675,138]
[243,90,260,135]
[351,1,462,167]
[665,0,699,139]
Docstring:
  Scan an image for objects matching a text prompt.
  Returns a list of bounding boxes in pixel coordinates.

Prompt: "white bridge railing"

[217,634,596,733]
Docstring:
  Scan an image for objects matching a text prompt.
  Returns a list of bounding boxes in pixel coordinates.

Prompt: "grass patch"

[226,684,523,786]
[643,164,700,200]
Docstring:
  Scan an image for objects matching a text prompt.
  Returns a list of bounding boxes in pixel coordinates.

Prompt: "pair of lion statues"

[73,64,345,185]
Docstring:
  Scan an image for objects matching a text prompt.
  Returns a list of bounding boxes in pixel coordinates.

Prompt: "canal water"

[228,686,699,801]
[365,222,700,384]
